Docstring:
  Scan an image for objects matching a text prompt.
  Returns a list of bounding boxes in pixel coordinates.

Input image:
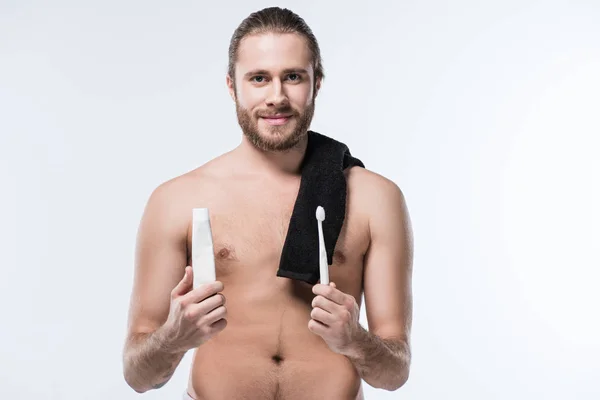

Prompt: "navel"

[271,354,284,365]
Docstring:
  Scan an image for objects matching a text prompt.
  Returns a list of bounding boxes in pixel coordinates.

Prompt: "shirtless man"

[122,7,413,400]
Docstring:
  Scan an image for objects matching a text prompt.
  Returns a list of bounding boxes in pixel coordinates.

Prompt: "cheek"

[290,85,314,107]
[236,85,263,109]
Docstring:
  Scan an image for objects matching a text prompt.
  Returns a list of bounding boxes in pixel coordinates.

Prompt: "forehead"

[236,32,312,73]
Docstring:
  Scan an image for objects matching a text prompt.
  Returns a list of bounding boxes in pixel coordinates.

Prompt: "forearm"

[122,326,186,393]
[342,326,411,391]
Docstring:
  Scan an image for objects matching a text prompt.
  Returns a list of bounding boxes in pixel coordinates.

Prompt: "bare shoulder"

[345,166,403,192]
[147,153,231,207]
[136,156,231,257]
[345,166,408,221]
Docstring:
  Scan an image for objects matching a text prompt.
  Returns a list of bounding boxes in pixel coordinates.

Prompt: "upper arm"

[125,181,189,338]
[362,175,413,345]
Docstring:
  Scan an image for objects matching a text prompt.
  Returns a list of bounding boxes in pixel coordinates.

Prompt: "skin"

[122,32,413,400]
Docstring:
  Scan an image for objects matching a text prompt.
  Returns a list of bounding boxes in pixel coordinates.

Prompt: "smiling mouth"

[260,115,292,126]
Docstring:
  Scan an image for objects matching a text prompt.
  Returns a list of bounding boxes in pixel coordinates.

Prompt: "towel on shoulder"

[276,130,365,285]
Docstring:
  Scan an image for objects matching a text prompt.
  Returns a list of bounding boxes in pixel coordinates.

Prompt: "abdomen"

[187,283,362,400]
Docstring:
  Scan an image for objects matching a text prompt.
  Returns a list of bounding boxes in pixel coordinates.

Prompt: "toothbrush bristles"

[316,206,325,221]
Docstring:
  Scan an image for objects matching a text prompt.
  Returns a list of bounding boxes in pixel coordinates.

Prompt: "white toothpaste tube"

[192,208,216,286]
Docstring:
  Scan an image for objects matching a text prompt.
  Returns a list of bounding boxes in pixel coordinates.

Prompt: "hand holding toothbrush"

[309,206,361,355]
[309,280,361,355]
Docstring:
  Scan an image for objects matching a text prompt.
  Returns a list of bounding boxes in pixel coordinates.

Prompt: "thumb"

[171,266,193,297]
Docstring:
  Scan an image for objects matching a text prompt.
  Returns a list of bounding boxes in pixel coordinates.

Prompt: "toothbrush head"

[316,206,325,221]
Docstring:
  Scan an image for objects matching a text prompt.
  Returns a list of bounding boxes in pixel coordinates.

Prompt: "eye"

[251,75,267,83]
[287,73,301,82]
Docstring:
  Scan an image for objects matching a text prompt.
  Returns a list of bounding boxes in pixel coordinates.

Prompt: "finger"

[171,266,193,297]
[330,282,337,288]
[199,304,227,327]
[311,295,341,314]
[308,318,327,335]
[184,293,226,320]
[209,318,228,333]
[312,283,346,305]
[310,307,335,326]
[209,318,227,336]
[182,281,224,305]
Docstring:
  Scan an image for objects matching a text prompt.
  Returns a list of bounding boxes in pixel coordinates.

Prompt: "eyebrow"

[243,68,309,78]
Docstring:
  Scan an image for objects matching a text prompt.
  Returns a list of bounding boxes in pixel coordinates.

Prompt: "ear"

[313,77,322,99]
[226,74,236,101]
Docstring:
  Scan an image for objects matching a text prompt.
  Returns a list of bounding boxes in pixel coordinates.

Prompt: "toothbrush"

[316,206,329,285]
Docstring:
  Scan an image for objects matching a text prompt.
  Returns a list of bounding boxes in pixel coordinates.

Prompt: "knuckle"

[183,309,194,320]
[196,319,207,331]
[342,310,351,322]
[175,298,186,310]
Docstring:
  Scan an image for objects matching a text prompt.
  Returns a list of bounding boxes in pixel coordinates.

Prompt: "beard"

[235,98,315,152]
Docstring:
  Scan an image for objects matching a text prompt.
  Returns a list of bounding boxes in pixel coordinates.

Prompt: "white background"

[1,0,599,399]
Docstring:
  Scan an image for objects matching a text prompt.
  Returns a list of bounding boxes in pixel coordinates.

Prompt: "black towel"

[276,130,365,285]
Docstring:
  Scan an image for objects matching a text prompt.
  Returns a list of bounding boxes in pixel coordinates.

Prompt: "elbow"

[123,367,146,393]
[122,353,149,394]
[383,377,408,392]
[123,370,150,394]
[381,367,410,391]
[129,384,148,394]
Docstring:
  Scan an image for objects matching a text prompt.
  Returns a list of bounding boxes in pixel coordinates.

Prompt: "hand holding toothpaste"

[160,266,228,353]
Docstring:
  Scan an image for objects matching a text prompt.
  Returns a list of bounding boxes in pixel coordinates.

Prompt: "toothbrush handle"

[320,249,329,285]
[318,223,329,285]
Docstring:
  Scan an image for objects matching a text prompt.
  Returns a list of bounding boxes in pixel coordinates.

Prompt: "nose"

[265,79,289,107]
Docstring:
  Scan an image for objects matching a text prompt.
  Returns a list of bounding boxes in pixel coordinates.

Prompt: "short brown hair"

[228,7,324,84]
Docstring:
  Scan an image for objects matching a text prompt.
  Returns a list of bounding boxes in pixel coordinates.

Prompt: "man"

[122,7,413,400]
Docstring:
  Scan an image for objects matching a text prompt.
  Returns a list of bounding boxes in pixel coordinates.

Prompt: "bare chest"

[184,179,369,297]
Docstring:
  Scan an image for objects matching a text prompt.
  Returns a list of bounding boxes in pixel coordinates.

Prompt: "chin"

[260,127,292,139]
[247,126,303,152]
[258,120,297,138]
[260,132,295,147]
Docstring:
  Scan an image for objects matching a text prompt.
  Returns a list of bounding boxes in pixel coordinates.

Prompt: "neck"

[234,133,309,178]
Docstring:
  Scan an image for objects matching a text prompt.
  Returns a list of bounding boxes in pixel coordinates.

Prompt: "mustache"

[256,108,298,118]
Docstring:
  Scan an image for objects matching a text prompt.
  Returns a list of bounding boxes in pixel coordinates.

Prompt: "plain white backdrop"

[1,0,599,399]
